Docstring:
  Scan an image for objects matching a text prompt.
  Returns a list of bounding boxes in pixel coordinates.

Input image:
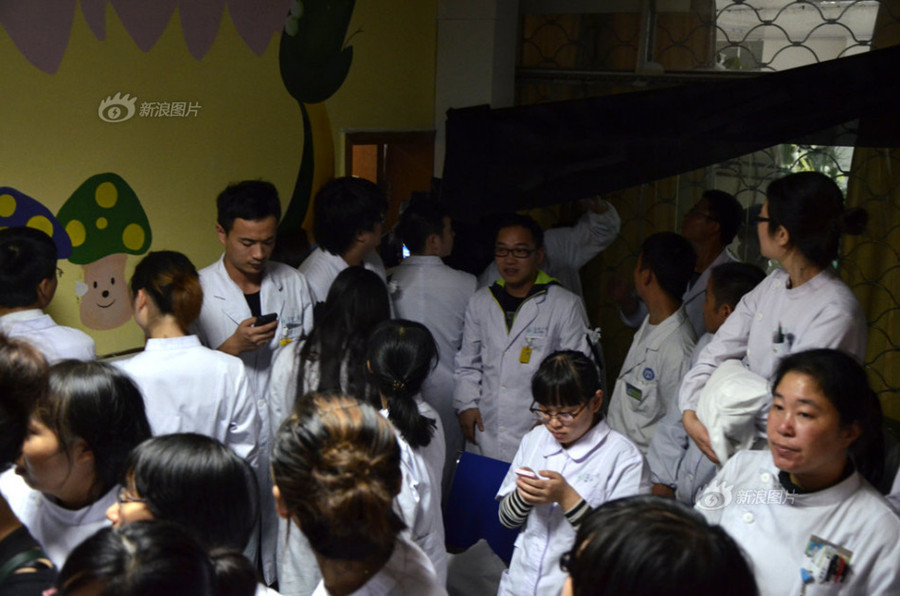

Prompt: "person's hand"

[579,195,609,214]
[458,408,484,444]
[683,410,720,465]
[218,317,278,356]
[607,276,638,315]
[516,469,579,510]
[652,483,676,499]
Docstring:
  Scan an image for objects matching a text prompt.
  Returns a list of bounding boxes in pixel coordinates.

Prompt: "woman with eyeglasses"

[495,350,650,596]
[679,171,869,465]
[0,360,151,567]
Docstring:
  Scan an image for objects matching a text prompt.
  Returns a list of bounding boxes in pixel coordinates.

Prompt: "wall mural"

[0,187,73,258]
[57,173,152,330]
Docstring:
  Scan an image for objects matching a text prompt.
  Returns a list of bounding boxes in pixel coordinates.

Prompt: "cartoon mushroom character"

[0,186,73,258]
[56,173,152,330]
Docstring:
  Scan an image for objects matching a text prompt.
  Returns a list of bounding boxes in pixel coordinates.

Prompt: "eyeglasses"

[529,402,589,426]
[685,207,715,220]
[494,247,538,259]
[117,487,148,506]
[56,267,63,279]
[751,214,772,224]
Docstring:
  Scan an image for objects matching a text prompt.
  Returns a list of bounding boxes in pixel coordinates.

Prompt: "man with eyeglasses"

[0,226,95,362]
[453,213,591,463]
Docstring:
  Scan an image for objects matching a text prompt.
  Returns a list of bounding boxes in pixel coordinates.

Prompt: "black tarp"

[439,44,900,221]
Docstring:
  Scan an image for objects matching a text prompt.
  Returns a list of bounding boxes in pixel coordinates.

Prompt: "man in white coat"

[614,190,742,338]
[390,201,476,496]
[298,177,387,303]
[191,180,313,585]
[477,196,620,301]
[454,214,591,463]
[606,232,697,454]
[0,227,95,362]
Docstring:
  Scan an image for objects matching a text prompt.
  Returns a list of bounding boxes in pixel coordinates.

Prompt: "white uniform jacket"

[389,255,476,493]
[192,255,313,584]
[679,268,867,413]
[310,534,446,596]
[478,204,621,300]
[116,335,261,468]
[606,307,696,454]
[621,249,737,339]
[453,274,591,462]
[697,450,900,596]
[298,247,387,304]
[0,310,95,363]
[495,421,650,596]
[0,470,116,567]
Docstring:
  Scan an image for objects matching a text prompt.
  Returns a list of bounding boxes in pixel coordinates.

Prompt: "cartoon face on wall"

[57,173,152,330]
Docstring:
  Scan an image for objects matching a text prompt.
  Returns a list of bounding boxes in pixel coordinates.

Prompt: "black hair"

[124,434,258,551]
[396,201,446,254]
[772,349,884,487]
[57,522,222,596]
[638,232,697,302]
[0,333,47,465]
[0,226,58,308]
[493,213,544,250]
[271,394,405,561]
[38,360,152,496]
[296,267,391,407]
[563,496,758,596]
[130,251,203,332]
[216,180,282,233]
[703,190,743,246]
[707,262,766,310]
[365,320,438,449]
[765,172,867,269]
[313,177,387,256]
[531,350,600,412]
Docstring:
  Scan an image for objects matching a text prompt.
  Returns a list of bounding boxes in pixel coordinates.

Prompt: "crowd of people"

[0,171,897,596]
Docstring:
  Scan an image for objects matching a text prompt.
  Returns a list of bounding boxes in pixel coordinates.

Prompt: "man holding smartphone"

[191,179,314,585]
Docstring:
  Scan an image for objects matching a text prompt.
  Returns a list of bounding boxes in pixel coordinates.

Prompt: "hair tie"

[391,380,407,392]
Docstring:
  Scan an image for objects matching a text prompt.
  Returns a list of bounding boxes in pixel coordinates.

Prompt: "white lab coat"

[646,333,717,504]
[679,268,867,413]
[453,275,591,463]
[495,421,650,596]
[478,204,621,300]
[0,470,116,567]
[192,255,314,585]
[389,255,476,495]
[621,249,737,339]
[381,407,448,585]
[606,307,696,454]
[116,335,261,468]
[697,450,900,596]
[310,533,446,596]
[298,247,387,304]
[0,310,95,363]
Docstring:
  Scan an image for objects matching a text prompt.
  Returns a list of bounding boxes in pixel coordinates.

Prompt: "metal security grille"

[516,1,900,418]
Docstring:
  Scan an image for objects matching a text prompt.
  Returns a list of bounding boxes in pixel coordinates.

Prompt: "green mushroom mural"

[56,173,152,330]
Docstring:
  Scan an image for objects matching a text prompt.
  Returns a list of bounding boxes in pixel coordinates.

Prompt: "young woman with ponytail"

[117,251,262,467]
[271,394,446,596]
[696,349,899,595]
[365,320,446,584]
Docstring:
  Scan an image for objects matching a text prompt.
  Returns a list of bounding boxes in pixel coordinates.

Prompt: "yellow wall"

[0,1,436,356]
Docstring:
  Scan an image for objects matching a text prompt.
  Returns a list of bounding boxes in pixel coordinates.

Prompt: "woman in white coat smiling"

[117,251,262,468]
[696,349,900,596]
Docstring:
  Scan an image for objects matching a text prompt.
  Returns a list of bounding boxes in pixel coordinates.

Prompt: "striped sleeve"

[563,498,592,528]
[498,489,533,529]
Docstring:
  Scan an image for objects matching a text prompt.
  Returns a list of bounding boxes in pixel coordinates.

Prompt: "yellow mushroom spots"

[95,182,118,209]
[27,215,54,237]
[56,173,152,265]
[0,194,15,218]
